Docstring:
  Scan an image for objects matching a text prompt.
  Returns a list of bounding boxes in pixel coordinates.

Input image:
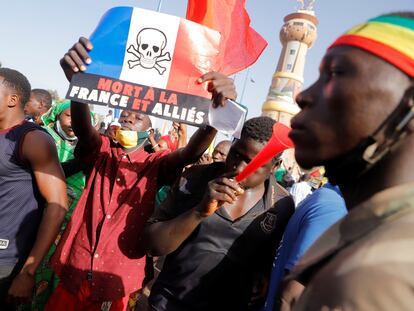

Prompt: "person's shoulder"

[146,148,171,161]
[21,129,58,163]
[274,178,294,203]
[23,120,42,129]
[300,186,347,214]
[274,179,290,197]
[314,185,343,199]
[297,261,414,311]
[270,178,295,214]
[272,177,291,199]
[294,208,414,284]
[7,120,44,137]
[23,128,54,145]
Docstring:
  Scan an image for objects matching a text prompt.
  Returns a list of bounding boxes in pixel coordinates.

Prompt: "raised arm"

[176,123,187,149]
[7,131,67,302]
[60,37,100,151]
[159,72,236,183]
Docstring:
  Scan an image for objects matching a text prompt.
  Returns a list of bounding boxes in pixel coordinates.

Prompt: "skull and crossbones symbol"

[127,28,171,75]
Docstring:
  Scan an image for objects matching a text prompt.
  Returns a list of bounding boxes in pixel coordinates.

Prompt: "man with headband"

[45,37,237,310]
[284,12,414,310]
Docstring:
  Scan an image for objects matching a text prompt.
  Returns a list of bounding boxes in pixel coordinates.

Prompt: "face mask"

[55,120,77,142]
[115,129,149,149]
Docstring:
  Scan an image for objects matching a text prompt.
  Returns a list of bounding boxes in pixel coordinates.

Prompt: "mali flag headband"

[329,15,414,77]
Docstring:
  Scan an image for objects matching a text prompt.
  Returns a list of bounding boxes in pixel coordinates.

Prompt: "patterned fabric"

[330,15,414,77]
[289,183,414,310]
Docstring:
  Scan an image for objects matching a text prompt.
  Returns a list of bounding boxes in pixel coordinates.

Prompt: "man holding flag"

[45,37,236,311]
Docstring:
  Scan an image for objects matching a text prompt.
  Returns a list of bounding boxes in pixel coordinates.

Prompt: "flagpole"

[155,0,167,133]
[239,67,250,105]
[157,0,163,12]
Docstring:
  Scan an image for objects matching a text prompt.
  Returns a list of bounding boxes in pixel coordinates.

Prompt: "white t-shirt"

[289,181,313,207]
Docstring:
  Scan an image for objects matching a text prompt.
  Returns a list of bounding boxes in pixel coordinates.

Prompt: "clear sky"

[1,0,413,120]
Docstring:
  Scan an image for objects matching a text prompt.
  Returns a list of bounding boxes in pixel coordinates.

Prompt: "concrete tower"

[262,9,318,124]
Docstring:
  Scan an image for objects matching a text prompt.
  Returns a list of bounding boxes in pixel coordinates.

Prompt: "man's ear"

[7,94,19,108]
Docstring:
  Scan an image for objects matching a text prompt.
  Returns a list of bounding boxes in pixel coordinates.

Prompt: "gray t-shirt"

[148,162,294,311]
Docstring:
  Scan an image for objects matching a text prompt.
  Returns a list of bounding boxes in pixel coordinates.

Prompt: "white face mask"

[55,119,77,141]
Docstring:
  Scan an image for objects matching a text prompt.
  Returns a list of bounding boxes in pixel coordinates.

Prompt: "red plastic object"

[235,123,293,182]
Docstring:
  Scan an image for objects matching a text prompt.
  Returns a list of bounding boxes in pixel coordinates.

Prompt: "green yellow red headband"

[330,15,414,77]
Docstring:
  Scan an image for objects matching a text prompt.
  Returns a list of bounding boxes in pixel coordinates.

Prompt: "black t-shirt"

[148,162,294,311]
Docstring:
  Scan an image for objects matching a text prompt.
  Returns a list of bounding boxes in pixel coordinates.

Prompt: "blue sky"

[1,0,413,119]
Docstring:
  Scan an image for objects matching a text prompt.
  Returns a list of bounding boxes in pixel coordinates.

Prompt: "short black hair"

[31,89,52,109]
[241,116,283,162]
[241,116,276,144]
[0,68,31,107]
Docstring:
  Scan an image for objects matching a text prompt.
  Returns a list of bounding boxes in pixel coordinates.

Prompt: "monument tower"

[262,0,318,124]
[261,1,318,172]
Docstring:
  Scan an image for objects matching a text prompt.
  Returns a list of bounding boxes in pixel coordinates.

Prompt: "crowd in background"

[1,9,414,311]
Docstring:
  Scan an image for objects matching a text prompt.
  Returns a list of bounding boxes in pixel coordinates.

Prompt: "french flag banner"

[66,6,222,126]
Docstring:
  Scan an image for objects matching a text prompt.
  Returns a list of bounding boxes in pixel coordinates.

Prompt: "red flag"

[186,0,268,75]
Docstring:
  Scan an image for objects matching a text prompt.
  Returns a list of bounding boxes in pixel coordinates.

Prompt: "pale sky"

[1,0,413,120]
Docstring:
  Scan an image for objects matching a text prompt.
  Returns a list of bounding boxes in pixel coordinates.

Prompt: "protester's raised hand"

[60,37,93,81]
[148,128,155,139]
[198,72,237,108]
[177,123,187,136]
[197,175,244,217]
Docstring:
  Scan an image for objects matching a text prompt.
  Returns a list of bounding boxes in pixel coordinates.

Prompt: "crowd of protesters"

[1,9,414,311]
